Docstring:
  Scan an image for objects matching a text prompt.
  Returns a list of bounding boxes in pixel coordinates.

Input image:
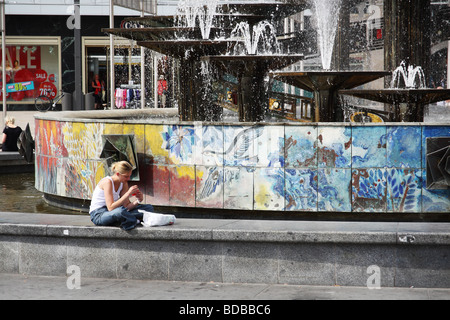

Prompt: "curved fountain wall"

[34,110,450,214]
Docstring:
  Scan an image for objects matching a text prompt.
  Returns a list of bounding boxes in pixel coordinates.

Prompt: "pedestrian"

[1,116,22,152]
[89,161,154,231]
[157,75,168,108]
[91,74,103,110]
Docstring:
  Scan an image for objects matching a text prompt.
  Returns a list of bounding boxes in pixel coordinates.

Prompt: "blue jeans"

[90,204,154,231]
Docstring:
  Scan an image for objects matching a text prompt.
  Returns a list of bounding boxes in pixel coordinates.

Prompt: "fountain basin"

[340,88,450,122]
[272,71,390,122]
[34,110,450,215]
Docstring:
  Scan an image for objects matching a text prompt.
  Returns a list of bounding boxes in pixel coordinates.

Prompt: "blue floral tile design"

[318,168,351,212]
[285,126,317,168]
[352,126,387,168]
[318,126,352,168]
[162,125,197,165]
[285,169,318,211]
[352,168,387,212]
[387,126,422,169]
[386,169,422,213]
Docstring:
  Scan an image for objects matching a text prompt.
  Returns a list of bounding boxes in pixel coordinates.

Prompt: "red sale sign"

[0,46,41,70]
[34,69,48,83]
[38,82,57,99]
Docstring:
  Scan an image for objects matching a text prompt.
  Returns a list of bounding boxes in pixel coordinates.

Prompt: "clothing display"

[114,87,142,109]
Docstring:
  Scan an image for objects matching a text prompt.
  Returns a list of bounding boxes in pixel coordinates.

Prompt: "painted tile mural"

[162,125,197,165]
[34,119,450,214]
[352,168,387,212]
[223,125,260,167]
[285,169,317,211]
[254,168,285,211]
[318,168,352,212]
[318,126,352,168]
[352,126,386,168]
[421,126,450,212]
[285,126,317,168]
[196,166,224,208]
[387,126,422,168]
[386,169,422,213]
[223,166,254,210]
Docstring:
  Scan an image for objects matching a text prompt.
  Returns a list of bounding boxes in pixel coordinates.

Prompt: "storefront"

[83,36,176,109]
[1,36,61,107]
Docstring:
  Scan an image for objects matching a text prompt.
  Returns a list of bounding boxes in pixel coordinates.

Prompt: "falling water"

[391,61,426,89]
[177,0,218,40]
[312,0,342,70]
[229,20,280,55]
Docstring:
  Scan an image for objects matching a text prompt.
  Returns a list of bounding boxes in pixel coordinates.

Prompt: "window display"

[1,39,60,104]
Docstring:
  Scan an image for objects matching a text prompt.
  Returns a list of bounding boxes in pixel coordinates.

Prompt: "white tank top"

[89,177,123,213]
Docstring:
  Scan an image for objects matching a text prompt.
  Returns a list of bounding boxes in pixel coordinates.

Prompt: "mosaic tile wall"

[35,118,450,213]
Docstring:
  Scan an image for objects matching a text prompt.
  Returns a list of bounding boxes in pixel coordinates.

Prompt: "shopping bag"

[139,210,176,227]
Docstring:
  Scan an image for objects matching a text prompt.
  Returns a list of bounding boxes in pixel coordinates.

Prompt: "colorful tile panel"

[318,168,352,212]
[351,168,387,212]
[196,166,224,208]
[387,126,422,168]
[223,167,254,210]
[34,119,450,214]
[352,126,387,168]
[285,169,318,211]
[254,168,285,211]
[285,126,317,168]
[318,126,352,168]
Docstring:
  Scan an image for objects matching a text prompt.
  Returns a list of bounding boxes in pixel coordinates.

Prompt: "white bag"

[139,210,176,227]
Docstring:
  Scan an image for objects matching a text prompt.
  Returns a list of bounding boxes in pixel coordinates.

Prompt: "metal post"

[140,1,145,109]
[74,0,83,110]
[154,53,158,108]
[447,41,450,89]
[1,0,6,123]
[110,0,115,110]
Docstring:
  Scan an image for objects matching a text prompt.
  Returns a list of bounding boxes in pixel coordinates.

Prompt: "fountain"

[104,0,307,122]
[340,61,450,122]
[33,0,450,216]
[270,0,389,122]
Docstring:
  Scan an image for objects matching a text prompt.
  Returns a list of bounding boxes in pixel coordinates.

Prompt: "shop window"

[1,40,60,104]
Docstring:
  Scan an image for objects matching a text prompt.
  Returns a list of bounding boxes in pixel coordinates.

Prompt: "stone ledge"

[1,213,449,288]
[0,216,449,246]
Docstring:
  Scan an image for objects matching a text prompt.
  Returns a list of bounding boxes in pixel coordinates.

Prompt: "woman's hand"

[128,185,143,202]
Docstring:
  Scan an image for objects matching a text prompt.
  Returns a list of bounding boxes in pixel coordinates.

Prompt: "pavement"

[1,211,450,300]
[1,273,449,301]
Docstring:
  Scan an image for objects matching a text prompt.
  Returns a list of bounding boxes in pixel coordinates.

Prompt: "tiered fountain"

[271,0,389,122]
[340,61,450,122]
[33,0,450,217]
[104,0,308,122]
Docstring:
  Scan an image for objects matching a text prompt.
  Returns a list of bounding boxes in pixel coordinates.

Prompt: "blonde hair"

[111,161,133,175]
[5,116,15,125]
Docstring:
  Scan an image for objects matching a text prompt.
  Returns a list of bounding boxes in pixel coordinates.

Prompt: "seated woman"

[2,116,22,152]
[89,161,154,231]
